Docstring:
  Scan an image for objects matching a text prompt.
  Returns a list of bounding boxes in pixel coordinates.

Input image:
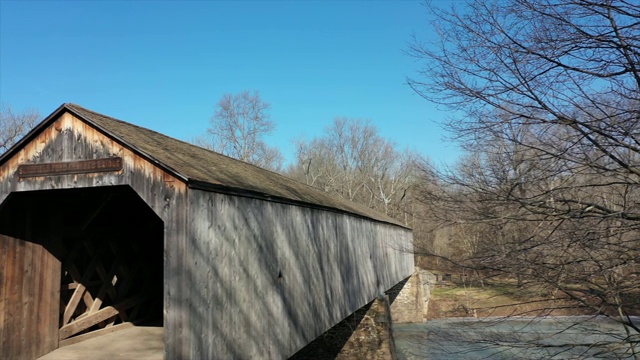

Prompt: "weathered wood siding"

[0,235,60,359]
[0,111,187,359]
[182,189,414,359]
[0,111,186,207]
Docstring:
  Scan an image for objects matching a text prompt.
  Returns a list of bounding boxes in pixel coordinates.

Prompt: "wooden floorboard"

[37,326,163,360]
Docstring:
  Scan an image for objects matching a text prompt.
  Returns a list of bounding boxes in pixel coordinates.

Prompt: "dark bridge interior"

[0,185,163,350]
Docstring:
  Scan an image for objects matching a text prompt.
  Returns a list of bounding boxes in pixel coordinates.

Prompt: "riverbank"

[427,280,596,319]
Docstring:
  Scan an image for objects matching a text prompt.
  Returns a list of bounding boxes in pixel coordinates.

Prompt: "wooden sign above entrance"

[17,157,123,178]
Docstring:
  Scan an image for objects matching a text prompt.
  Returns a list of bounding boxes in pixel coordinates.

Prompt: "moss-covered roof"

[4,103,406,228]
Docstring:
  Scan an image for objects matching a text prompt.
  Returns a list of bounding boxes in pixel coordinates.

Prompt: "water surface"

[394,316,639,359]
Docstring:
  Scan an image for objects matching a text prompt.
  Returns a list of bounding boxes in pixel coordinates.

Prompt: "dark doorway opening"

[0,185,163,353]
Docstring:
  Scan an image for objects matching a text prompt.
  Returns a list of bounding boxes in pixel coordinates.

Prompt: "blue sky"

[0,0,460,166]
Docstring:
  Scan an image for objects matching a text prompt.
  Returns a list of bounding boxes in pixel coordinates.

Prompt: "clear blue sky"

[0,0,460,166]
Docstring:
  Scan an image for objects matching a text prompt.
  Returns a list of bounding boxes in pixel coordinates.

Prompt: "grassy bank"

[427,280,588,319]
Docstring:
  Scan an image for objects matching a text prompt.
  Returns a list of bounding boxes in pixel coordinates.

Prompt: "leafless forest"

[408,0,639,357]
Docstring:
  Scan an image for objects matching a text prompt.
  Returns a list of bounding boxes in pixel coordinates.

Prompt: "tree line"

[195,90,418,226]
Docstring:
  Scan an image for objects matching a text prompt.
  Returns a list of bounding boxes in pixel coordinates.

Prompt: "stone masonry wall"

[335,296,397,360]
[418,269,436,320]
[290,296,397,360]
[388,268,436,323]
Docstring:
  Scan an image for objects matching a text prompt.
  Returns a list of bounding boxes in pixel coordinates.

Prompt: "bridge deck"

[37,326,163,360]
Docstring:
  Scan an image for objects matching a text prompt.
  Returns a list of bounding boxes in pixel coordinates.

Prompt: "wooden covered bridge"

[0,104,414,359]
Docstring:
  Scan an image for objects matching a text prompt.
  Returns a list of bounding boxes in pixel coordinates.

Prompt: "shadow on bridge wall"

[166,190,414,359]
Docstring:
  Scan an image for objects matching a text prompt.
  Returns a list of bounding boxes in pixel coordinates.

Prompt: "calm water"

[394,316,640,360]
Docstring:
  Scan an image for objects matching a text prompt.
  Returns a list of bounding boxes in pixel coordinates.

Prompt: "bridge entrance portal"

[0,186,164,357]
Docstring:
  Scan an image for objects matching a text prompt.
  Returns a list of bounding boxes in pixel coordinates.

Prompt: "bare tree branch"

[0,104,39,154]
[195,90,283,171]
[409,0,640,355]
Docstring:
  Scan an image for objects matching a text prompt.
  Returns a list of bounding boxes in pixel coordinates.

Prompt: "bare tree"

[291,136,339,191]
[409,0,640,356]
[288,117,417,224]
[196,90,284,171]
[0,104,39,154]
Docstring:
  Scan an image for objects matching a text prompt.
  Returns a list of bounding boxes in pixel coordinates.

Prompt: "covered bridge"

[0,103,414,359]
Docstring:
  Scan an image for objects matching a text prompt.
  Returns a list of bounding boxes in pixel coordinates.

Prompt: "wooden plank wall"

[0,235,60,360]
[181,189,414,359]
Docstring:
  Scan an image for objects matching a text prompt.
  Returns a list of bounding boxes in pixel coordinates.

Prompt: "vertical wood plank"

[20,240,35,357]
[34,241,44,355]
[45,241,61,354]
[0,235,14,358]
[33,237,59,358]
[164,187,188,359]
[0,234,61,360]
[11,236,25,359]
[34,240,47,357]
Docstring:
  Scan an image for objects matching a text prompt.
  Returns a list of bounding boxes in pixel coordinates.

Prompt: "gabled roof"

[0,103,407,228]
